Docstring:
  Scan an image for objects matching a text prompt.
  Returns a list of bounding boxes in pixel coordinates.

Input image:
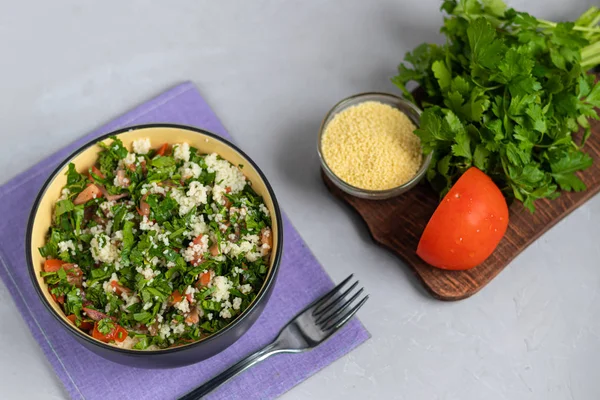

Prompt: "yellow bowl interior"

[29,125,280,349]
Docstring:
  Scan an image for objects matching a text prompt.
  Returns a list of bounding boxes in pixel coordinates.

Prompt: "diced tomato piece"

[45,261,83,287]
[66,314,93,330]
[44,259,64,272]
[51,292,65,304]
[92,321,128,343]
[113,325,128,343]
[199,271,211,287]
[171,290,183,304]
[156,143,169,156]
[187,235,206,266]
[185,307,199,325]
[74,184,103,205]
[89,166,105,181]
[110,281,131,296]
[91,323,109,342]
[260,227,273,249]
[185,293,193,303]
[81,321,94,331]
[192,234,204,245]
[209,243,220,256]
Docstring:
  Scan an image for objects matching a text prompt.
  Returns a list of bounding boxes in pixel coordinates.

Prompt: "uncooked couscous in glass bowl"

[318,93,431,200]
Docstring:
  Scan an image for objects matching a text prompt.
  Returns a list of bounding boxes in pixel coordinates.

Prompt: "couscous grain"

[321,101,422,190]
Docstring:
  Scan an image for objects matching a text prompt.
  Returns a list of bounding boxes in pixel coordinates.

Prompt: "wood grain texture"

[323,73,600,301]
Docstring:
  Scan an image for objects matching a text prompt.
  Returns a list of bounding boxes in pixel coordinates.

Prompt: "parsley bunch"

[393,0,600,212]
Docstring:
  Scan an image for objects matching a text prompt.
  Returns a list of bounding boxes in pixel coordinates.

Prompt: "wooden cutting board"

[322,73,600,301]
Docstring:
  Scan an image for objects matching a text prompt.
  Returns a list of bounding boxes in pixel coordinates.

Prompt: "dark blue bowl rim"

[25,123,284,355]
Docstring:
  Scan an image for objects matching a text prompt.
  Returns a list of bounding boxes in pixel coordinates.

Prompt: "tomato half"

[417,167,509,270]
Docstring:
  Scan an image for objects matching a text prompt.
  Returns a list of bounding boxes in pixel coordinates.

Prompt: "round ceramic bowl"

[26,124,283,368]
[317,92,432,200]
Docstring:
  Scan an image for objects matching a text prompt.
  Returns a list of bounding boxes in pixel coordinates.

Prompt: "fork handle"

[178,341,282,400]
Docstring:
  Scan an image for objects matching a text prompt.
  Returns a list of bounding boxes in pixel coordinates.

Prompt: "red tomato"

[200,271,211,286]
[110,281,131,296]
[44,259,64,272]
[89,165,105,180]
[185,307,199,325]
[51,292,65,304]
[417,167,509,270]
[170,290,184,305]
[66,314,94,331]
[192,235,204,245]
[195,271,212,288]
[156,143,169,156]
[92,321,128,343]
[73,183,103,205]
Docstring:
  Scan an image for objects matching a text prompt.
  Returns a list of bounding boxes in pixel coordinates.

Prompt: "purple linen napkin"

[0,82,370,400]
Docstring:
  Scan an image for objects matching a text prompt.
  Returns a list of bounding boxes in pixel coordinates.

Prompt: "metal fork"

[179,274,368,400]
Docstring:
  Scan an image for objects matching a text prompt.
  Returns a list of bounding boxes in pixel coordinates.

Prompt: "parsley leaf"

[392,0,600,212]
[98,318,115,335]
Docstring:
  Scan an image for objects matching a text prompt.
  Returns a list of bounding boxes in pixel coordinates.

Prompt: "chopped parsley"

[40,138,273,349]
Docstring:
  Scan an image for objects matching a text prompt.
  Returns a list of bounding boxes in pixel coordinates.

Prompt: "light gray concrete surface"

[0,1,598,399]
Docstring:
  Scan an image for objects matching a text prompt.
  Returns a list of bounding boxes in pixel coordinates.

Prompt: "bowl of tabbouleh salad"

[26,124,283,368]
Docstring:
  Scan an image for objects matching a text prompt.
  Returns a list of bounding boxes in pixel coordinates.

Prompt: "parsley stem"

[581,40,600,69]
[581,41,600,58]
[582,52,600,70]
[537,19,600,33]
[471,79,501,91]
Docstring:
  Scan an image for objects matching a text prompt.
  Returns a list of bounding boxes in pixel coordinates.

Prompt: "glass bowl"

[317,92,432,200]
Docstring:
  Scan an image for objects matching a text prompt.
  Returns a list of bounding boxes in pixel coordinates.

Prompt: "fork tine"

[314,281,358,317]
[323,295,369,332]
[312,274,354,312]
[316,287,364,326]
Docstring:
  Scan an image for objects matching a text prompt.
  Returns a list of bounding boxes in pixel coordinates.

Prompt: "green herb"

[54,200,74,221]
[133,334,150,350]
[65,163,87,193]
[57,267,67,280]
[97,318,115,335]
[393,0,600,212]
[146,194,177,223]
[85,285,108,309]
[64,288,83,317]
[133,311,152,323]
[120,220,135,263]
[201,300,222,312]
